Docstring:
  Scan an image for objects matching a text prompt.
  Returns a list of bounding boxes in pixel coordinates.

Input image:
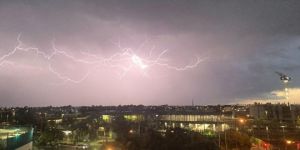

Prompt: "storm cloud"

[1,0,300,106]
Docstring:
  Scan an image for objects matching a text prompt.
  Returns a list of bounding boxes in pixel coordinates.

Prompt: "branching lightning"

[0,34,206,84]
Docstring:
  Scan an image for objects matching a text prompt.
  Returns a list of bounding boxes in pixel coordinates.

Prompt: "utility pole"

[225,131,228,150]
[218,132,221,148]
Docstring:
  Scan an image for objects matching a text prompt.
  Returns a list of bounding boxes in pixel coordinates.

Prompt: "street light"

[280,125,287,139]
[129,129,134,134]
[286,140,294,150]
[266,126,270,142]
[286,140,293,144]
[239,119,245,124]
[238,118,246,132]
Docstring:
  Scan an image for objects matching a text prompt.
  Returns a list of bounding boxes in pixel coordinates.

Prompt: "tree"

[37,127,64,146]
[222,129,251,149]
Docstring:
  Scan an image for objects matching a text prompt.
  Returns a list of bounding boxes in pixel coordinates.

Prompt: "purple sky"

[1,0,300,106]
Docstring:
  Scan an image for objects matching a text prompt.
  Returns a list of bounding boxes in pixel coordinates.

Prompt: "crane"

[275,71,291,100]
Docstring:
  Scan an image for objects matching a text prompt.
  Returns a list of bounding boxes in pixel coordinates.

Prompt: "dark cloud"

[0,0,300,106]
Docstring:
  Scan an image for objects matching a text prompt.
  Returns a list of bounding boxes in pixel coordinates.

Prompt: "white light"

[63,130,72,135]
[131,55,148,69]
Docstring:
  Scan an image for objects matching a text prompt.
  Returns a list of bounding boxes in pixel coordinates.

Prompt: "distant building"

[249,103,299,123]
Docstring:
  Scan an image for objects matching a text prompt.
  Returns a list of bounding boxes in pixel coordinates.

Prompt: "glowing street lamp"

[286,140,293,144]
[129,129,134,134]
[239,119,245,124]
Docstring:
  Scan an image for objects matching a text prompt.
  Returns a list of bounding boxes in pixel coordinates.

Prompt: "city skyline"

[1,0,300,106]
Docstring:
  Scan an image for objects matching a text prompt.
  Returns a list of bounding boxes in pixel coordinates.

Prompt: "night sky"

[1,0,300,106]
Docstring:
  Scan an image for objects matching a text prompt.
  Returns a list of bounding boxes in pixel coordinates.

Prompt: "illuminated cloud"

[237,88,300,104]
[0,0,300,106]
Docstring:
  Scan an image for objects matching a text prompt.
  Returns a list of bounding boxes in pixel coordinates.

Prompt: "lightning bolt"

[0,34,206,84]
